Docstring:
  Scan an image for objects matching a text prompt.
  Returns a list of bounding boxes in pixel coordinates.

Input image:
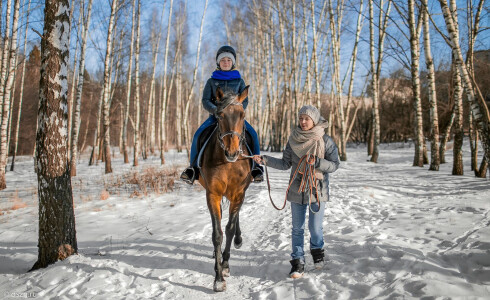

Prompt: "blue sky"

[2,0,489,97]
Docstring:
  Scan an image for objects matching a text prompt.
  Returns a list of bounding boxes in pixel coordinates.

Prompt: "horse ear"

[238,85,250,103]
[216,87,224,101]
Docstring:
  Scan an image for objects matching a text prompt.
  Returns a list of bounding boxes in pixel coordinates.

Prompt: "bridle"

[215,102,246,154]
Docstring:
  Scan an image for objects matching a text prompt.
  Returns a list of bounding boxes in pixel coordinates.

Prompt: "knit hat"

[299,105,321,125]
[216,45,236,68]
[216,52,236,67]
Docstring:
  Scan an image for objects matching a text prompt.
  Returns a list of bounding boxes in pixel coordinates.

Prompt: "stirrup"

[180,167,196,185]
[251,167,264,183]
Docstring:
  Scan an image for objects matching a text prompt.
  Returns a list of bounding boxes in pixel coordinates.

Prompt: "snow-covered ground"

[1,143,489,299]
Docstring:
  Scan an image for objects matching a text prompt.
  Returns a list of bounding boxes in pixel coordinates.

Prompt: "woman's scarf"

[288,119,329,179]
[211,70,241,80]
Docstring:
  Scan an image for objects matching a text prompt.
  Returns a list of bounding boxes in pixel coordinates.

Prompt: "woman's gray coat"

[263,134,340,205]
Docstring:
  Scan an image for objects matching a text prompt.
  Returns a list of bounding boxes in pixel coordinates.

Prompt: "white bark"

[133,0,141,166]
[0,0,20,189]
[70,0,93,176]
[159,0,173,164]
[101,0,118,173]
[183,0,208,157]
[438,0,490,168]
[408,0,424,167]
[421,0,440,171]
[11,0,32,171]
[122,0,137,164]
[67,8,82,156]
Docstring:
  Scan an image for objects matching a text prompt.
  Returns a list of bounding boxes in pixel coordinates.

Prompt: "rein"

[241,153,322,213]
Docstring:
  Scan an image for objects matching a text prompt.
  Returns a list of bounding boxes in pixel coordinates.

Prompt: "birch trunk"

[438,0,490,167]
[31,0,77,270]
[70,0,93,176]
[133,0,141,166]
[408,0,424,167]
[89,90,103,166]
[369,0,380,163]
[439,107,454,164]
[101,0,118,173]
[0,0,20,190]
[421,0,440,171]
[159,0,173,164]
[452,59,464,175]
[302,0,311,105]
[343,0,364,155]
[176,54,182,152]
[11,0,32,171]
[67,9,82,157]
[122,0,136,164]
[146,2,166,157]
[183,0,208,157]
[0,0,13,120]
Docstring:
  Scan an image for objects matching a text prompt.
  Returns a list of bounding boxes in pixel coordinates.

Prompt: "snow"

[1,143,489,299]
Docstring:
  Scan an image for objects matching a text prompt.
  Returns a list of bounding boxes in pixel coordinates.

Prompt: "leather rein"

[240,153,322,213]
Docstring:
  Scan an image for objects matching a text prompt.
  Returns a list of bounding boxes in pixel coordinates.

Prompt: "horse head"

[215,85,249,162]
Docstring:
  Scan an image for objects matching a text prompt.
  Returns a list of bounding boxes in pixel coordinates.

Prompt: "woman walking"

[253,105,340,278]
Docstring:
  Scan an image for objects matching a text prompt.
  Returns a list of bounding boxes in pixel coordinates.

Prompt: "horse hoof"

[222,267,230,277]
[213,280,226,292]
[234,237,242,249]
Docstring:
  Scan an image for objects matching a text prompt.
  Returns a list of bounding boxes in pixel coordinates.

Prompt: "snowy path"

[1,145,490,299]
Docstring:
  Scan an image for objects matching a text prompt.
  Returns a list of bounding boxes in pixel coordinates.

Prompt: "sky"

[1,0,489,97]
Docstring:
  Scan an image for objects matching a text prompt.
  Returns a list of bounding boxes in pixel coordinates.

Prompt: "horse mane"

[216,91,242,112]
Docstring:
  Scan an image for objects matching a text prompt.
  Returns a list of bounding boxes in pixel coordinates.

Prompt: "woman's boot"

[310,248,324,269]
[289,258,304,278]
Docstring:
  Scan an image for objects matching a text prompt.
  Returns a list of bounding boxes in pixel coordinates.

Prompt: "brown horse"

[198,86,252,292]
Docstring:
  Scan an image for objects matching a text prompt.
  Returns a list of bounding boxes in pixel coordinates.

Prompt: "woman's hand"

[253,155,264,164]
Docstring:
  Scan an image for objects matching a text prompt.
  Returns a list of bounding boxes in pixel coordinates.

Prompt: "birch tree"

[122,0,136,164]
[406,0,424,167]
[67,6,82,156]
[133,0,141,166]
[421,0,440,171]
[183,0,208,157]
[437,0,490,169]
[10,0,32,171]
[146,2,166,157]
[0,0,21,190]
[31,0,77,270]
[159,0,173,164]
[101,0,118,173]
[368,0,391,163]
[70,0,93,176]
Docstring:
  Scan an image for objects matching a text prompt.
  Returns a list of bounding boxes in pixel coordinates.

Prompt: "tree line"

[0,0,489,190]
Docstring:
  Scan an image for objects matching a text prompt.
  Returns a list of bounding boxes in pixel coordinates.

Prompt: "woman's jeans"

[189,115,260,167]
[290,201,325,263]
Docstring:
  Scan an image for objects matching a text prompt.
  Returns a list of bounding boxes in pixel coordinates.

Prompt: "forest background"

[0,0,489,185]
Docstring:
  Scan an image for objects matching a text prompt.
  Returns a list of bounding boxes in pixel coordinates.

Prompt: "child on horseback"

[253,105,340,279]
[181,45,263,184]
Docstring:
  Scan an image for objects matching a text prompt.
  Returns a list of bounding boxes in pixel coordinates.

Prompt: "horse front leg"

[208,193,226,292]
[234,212,242,249]
[222,196,244,277]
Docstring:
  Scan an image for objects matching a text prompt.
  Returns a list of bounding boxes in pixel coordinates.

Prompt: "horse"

[198,85,252,292]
